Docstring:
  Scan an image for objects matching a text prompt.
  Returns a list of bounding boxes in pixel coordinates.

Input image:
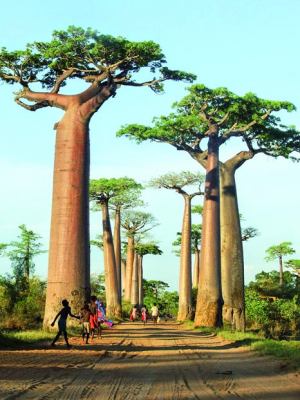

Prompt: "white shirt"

[151,306,159,316]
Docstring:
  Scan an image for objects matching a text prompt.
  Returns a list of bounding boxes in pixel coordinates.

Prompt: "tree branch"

[13,89,70,111]
[51,69,76,93]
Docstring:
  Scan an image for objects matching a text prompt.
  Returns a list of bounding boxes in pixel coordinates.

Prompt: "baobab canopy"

[0,25,196,105]
[117,84,300,159]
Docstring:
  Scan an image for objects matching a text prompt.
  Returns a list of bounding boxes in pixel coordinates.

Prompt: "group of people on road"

[50,295,106,348]
[130,303,160,326]
[51,298,162,348]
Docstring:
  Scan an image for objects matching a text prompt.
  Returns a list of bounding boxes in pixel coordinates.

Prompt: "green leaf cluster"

[1,26,196,92]
[132,243,163,256]
[265,242,295,262]
[1,224,47,280]
[148,171,204,192]
[117,83,300,159]
[90,177,143,205]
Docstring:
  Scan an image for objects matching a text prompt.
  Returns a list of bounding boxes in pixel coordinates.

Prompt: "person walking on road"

[50,299,80,348]
[141,304,148,326]
[81,304,92,344]
[150,303,159,326]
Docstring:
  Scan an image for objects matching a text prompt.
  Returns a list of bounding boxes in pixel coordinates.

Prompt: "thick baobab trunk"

[102,202,122,317]
[195,135,222,327]
[192,247,200,287]
[121,259,126,297]
[177,195,193,321]
[220,165,245,331]
[44,110,90,327]
[131,250,139,305]
[124,236,134,301]
[138,255,143,307]
[113,206,122,298]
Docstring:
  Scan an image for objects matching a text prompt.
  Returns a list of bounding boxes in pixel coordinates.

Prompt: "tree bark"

[121,259,126,298]
[43,109,91,326]
[138,255,143,307]
[102,202,122,317]
[279,256,283,286]
[220,164,245,331]
[177,195,193,321]
[131,250,139,306]
[124,236,134,301]
[195,134,223,327]
[25,241,30,284]
[192,247,200,288]
[113,206,122,298]
[43,86,112,328]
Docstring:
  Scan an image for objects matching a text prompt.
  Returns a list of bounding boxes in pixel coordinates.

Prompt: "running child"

[50,299,80,348]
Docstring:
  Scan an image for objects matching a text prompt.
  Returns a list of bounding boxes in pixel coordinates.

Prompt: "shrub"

[245,289,300,339]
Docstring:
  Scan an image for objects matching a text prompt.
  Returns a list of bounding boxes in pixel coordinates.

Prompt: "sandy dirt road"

[1,321,300,399]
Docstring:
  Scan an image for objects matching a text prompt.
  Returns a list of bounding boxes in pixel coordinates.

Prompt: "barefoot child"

[50,299,80,348]
[89,296,98,340]
[81,304,91,344]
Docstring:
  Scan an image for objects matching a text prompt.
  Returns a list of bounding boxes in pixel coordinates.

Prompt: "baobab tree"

[92,177,144,300]
[191,205,203,288]
[117,84,300,329]
[0,26,195,325]
[172,224,202,288]
[121,210,159,302]
[265,242,295,287]
[148,171,204,321]
[89,178,141,317]
[109,181,144,298]
[132,243,163,307]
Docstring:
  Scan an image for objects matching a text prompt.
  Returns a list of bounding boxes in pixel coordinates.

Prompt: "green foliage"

[90,234,103,250]
[117,84,300,160]
[90,272,106,302]
[142,279,178,316]
[251,339,300,368]
[148,171,204,193]
[121,210,159,238]
[109,179,145,212]
[172,224,202,255]
[0,275,46,329]
[245,288,300,340]
[0,226,47,329]
[248,270,297,298]
[90,177,143,206]
[241,227,260,241]
[1,26,196,93]
[1,224,47,283]
[265,242,295,262]
[122,299,133,319]
[191,205,203,216]
[132,243,163,257]
[188,324,300,369]
[285,259,300,272]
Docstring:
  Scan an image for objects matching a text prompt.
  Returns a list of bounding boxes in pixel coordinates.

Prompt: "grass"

[0,330,53,347]
[0,323,110,348]
[183,321,300,370]
[251,340,300,367]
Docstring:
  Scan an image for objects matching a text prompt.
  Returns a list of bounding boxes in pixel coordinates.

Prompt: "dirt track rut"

[1,321,300,399]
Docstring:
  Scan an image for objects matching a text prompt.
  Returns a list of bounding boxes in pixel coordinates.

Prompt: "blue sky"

[0,0,299,291]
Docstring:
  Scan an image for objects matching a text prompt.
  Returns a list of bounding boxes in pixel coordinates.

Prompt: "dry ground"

[1,321,300,399]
